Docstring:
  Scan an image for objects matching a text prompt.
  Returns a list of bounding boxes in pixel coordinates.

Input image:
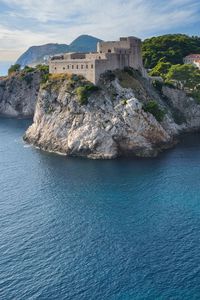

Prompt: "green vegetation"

[41,73,50,84]
[23,66,35,73]
[166,64,200,90]
[149,61,172,79]
[142,34,200,69]
[35,65,49,84]
[121,99,128,105]
[190,90,200,104]
[8,64,21,75]
[76,84,99,105]
[35,64,49,73]
[143,100,165,122]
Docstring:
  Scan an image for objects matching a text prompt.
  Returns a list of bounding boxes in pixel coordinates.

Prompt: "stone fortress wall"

[49,37,144,84]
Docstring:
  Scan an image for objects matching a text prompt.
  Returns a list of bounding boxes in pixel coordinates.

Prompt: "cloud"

[0,0,199,61]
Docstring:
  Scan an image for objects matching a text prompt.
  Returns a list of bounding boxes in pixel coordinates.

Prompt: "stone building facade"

[49,37,144,84]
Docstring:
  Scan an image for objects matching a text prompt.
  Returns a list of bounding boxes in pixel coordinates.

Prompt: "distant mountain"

[69,35,102,52]
[16,35,102,67]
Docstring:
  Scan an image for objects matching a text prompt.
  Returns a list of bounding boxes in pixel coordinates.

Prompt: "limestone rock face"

[162,86,200,131]
[22,69,200,159]
[0,72,41,117]
[24,76,173,159]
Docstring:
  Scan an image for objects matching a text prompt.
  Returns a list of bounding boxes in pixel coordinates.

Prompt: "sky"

[0,0,199,64]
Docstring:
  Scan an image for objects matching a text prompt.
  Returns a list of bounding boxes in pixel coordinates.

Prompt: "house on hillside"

[184,54,200,69]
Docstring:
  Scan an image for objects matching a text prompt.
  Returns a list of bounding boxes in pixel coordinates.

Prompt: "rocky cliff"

[23,69,200,159]
[0,68,47,117]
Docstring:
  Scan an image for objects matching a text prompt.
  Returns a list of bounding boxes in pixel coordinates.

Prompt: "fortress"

[49,36,144,84]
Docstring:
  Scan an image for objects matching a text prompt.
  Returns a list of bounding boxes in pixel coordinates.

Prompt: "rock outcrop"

[24,71,178,159]
[0,70,43,117]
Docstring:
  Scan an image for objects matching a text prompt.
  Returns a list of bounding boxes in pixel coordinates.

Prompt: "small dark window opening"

[77,65,79,69]
[91,64,93,69]
[108,49,111,53]
[72,65,74,69]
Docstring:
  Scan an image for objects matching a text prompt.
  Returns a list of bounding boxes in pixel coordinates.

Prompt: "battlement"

[49,36,144,84]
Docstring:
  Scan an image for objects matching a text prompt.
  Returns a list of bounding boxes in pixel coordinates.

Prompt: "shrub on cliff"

[23,66,35,73]
[149,61,172,79]
[76,84,99,105]
[76,86,88,105]
[166,64,200,90]
[8,64,21,76]
[143,100,165,122]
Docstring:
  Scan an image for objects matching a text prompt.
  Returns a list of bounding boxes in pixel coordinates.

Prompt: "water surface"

[1,118,200,300]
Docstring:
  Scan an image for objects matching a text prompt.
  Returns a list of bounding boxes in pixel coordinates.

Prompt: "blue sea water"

[0,61,13,76]
[1,118,200,300]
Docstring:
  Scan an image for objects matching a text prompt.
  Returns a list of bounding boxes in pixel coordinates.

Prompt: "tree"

[142,34,200,69]
[149,61,172,79]
[166,64,200,90]
[8,64,21,75]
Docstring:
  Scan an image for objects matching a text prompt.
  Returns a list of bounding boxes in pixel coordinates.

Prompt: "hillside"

[142,34,200,69]
[16,35,102,67]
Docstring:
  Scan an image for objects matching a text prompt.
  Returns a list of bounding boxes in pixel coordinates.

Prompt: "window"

[63,67,65,70]
[108,49,111,53]
[81,65,84,69]
[54,67,57,70]
[72,65,74,69]
[86,65,88,69]
[77,65,79,69]
[91,64,93,69]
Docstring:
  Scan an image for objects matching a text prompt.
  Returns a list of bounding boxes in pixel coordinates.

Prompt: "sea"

[1,117,200,300]
[0,61,13,76]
